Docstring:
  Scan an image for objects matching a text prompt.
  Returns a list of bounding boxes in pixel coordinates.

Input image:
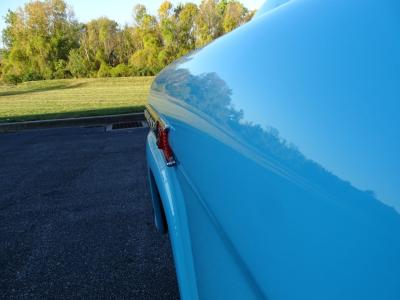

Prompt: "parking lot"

[0,126,179,299]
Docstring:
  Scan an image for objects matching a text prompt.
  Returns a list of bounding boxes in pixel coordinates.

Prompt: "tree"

[129,5,163,75]
[222,1,251,33]
[67,48,89,77]
[1,0,254,82]
[195,0,223,47]
[81,18,119,67]
[1,0,80,83]
[114,26,136,65]
[175,3,198,56]
[0,49,4,83]
[158,1,179,66]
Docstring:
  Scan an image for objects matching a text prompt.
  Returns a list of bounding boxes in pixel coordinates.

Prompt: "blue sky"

[0,0,265,45]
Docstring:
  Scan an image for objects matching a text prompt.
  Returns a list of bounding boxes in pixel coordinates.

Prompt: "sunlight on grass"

[0,77,154,123]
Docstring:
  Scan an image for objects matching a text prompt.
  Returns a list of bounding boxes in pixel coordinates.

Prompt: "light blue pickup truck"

[145,0,400,299]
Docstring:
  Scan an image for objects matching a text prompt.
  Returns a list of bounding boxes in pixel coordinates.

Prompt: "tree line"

[0,0,254,84]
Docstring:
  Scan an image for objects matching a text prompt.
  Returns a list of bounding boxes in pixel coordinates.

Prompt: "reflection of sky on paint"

[179,10,400,212]
[0,0,266,46]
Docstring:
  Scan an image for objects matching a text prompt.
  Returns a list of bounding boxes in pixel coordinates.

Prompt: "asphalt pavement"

[0,126,179,299]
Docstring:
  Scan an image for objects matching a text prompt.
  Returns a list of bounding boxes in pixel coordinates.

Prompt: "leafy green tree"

[115,26,136,65]
[129,5,163,75]
[0,51,3,81]
[54,59,69,79]
[175,3,199,55]
[158,1,179,66]
[110,63,132,77]
[195,0,223,47]
[97,62,112,77]
[1,0,254,82]
[67,48,90,77]
[222,1,251,33]
[157,1,198,64]
[1,0,80,83]
[80,18,120,68]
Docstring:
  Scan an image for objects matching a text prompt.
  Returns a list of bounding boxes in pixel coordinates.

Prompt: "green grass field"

[0,77,154,123]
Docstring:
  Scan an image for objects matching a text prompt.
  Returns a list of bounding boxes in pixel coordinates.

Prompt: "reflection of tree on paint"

[153,64,400,226]
[154,65,334,184]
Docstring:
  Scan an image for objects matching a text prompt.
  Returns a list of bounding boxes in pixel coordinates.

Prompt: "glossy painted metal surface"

[146,0,400,299]
[254,0,291,18]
